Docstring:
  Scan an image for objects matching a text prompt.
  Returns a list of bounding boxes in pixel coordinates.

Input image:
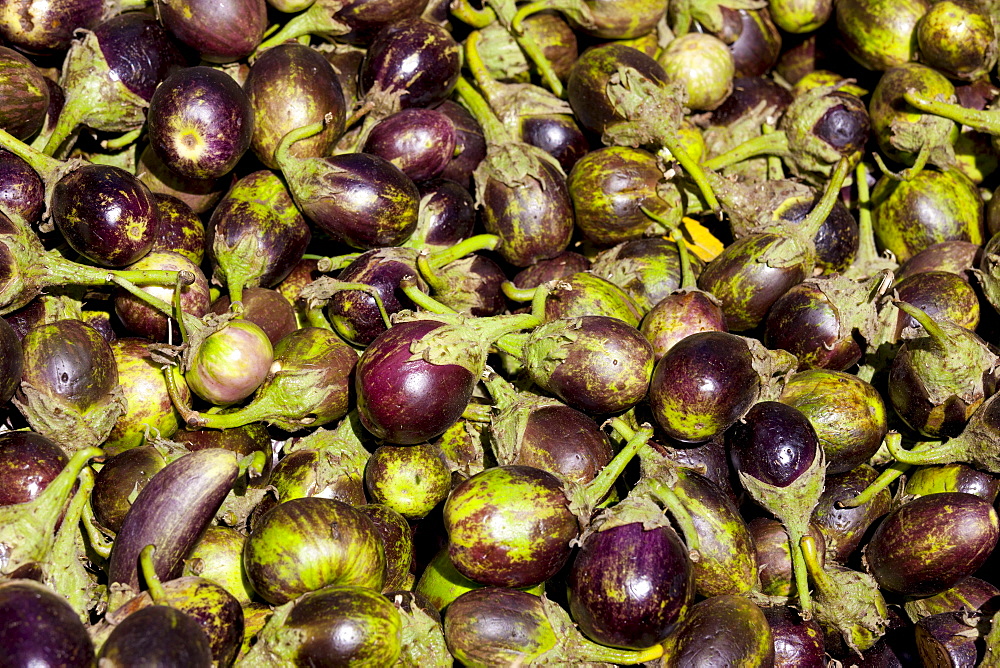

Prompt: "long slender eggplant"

[106,448,239,612]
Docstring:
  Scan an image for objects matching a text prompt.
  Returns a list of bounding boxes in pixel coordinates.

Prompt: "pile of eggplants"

[7,0,1000,665]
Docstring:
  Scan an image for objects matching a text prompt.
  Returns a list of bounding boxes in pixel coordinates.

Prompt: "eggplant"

[113,251,210,342]
[92,446,168,534]
[0,46,50,140]
[106,449,239,611]
[0,430,66,506]
[209,288,298,347]
[0,0,106,54]
[365,444,451,520]
[268,418,370,507]
[182,525,255,606]
[99,605,213,667]
[363,107,458,182]
[147,66,254,180]
[763,604,826,667]
[811,464,892,563]
[863,491,999,596]
[403,178,477,252]
[0,148,44,224]
[357,503,415,591]
[155,0,267,63]
[0,579,95,667]
[660,595,775,667]
[242,496,386,605]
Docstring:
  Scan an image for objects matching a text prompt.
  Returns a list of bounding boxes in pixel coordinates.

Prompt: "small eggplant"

[99,605,213,667]
[155,0,267,63]
[0,46,50,140]
[365,444,451,520]
[0,579,95,667]
[660,595,775,667]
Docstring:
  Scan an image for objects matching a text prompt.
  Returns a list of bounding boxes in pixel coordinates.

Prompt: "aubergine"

[150,193,206,265]
[106,449,239,611]
[0,579,95,668]
[155,0,267,63]
[365,444,451,520]
[243,497,386,605]
[0,430,66,506]
[863,491,999,596]
[0,46,50,140]
[147,66,254,180]
[363,107,458,182]
[356,503,414,591]
[91,446,168,534]
[660,595,775,667]
[209,288,298,346]
[0,148,44,224]
[113,251,210,342]
[763,604,826,668]
[99,605,213,667]
[0,0,105,55]
[811,464,892,563]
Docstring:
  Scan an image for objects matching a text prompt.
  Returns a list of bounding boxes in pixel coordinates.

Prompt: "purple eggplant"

[209,287,298,346]
[0,579,95,667]
[91,445,167,534]
[403,178,476,252]
[155,0,267,63]
[99,605,213,667]
[150,193,206,265]
[357,503,414,590]
[0,430,65,506]
[0,148,44,224]
[363,107,457,182]
[763,605,826,668]
[253,0,428,52]
[0,0,106,54]
[113,251,210,342]
[0,46,50,140]
[147,66,254,180]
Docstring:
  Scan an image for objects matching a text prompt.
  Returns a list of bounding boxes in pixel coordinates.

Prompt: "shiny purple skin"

[150,193,206,264]
[296,152,420,250]
[512,404,613,485]
[360,19,461,109]
[727,401,819,488]
[0,148,43,224]
[336,0,429,44]
[155,0,267,63]
[763,605,826,668]
[480,155,574,267]
[147,66,254,180]
[649,331,760,443]
[764,282,864,371]
[0,0,103,54]
[414,178,476,249]
[0,46,49,139]
[897,241,981,283]
[363,108,457,182]
[0,430,65,506]
[718,8,783,77]
[520,114,589,173]
[50,164,159,268]
[568,522,694,649]
[865,492,1000,596]
[435,100,486,189]
[92,445,166,534]
[20,319,118,413]
[0,314,21,403]
[99,605,213,667]
[641,290,727,360]
[356,319,475,444]
[328,247,421,346]
[0,580,95,667]
[894,270,980,333]
[512,251,592,289]
[92,12,188,102]
[210,288,298,346]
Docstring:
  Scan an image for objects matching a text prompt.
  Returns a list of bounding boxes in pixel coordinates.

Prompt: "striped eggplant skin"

[863,491,1000,597]
[0,47,48,139]
[567,522,694,649]
[660,594,775,667]
[0,579,94,668]
[106,449,239,607]
[0,0,103,55]
[243,496,387,605]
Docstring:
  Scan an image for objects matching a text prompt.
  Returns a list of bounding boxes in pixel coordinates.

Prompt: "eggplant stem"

[799,533,829,593]
[872,142,929,181]
[305,305,334,331]
[464,30,506,105]
[501,281,536,303]
[671,227,697,290]
[839,446,908,508]
[42,100,80,157]
[503,4,565,97]
[254,3,333,55]
[315,252,362,272]
[107,273,198,334]
[661,131,720,214]
[702,130,791,171]
[426,233,500,269]
[492,330,528,358]
[275,117,329,171]
[582,427,653,508]
[608,416,636,441]
[799,157,851,240]
[762,123,786,180]
[416,251,450,295]
[893,300,948,349]
[103,127,143,151]
[647,478,701,554]
[138,544,167,602]
[886,433,954,466]
[399,276,457,314]
[787,523,813,619]
[163,363,205,428]
[904,90,1000,135]
[82,496,113,559]
[461,401,494,422]
[0,127,63,181]
[454,76,512,145]
[450,0,497,27]
[481,368,520,409]
[335,281,393,329]
[853,161,880,267]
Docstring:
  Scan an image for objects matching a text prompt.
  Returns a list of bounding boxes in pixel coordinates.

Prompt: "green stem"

[173,271,191,342]
[42,97,80,157]
[493,330,528,358]
[417,251,450,295]
[107,274,199,334]
[399,276,457,314]
[469,312,541,346]
[799,157,852,241]
[787,521,813,618]
[426,233,501,269]
[481,368,520,410]
[274,118,328,171]
[886,433,957,466]
[799,533,827,608]
[873,141,930,181]
[0,127,63,181]
[82,495,113,559]
[608,416,636,441]
[454,76,512,145]
[839,462,909,509]
[464,30,507,107]
[581,427,653,508]
[305,304,333,330]
[450,0,497,27]
[672,228,696,290]
[188,401,272,431]
[505,3,565,97]
[529,281,551,322]
[254,2,341,55]
[139,544,167,602]
[104,127,143,151]
[647,478,701,553]
[904,90,1000,135]
[501,281,537,302]
[44,254,191,293]
[314,252,362,272]
[702,131,791,171]
[336,282,392,329]
[854,161,879,266]
[577,641,663,665]
[461,401,494,423]
[164,362,203,428]
[893,300,948,351]
[661,131,720,213]
[762,123,786,180]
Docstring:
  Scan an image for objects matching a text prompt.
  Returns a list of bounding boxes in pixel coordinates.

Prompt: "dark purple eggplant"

[0,579,95,667]
[568,46,667,135]
[0,148,44,224]
[444,588,665,665]
[648,331,760,443]
[764,604,826,667]
[244,42,346,170]
[208,169,311,305]
[356,313,537,444]
[863,491,999,596]
[0,0,105,54]
[420,251,508,317]
[568,521,693,649]
[363,107,457,182]
[99,605,213,667]
[92,445,167,534]
[104,338,189,456]
[254,0,428,51]
[749,517,825,598]
[209,287,298,346]
[906,576,1000,624]
[155,0,266,62]
[136,145,225,215]
[359,18,461,110]
[525,272,644,326]
[403,178,476,252]
[0,46,49,140]
[150,194,206,265]
[894,269,980,333]
[0,313,21,404]
[811,464,892,562]
[590,237,698,313]
[778,369,888,474]
[897,240,982,283]
[435,99,486,189]
[15,318,124,452]
[275,124,420,250]
[0,430,65,506]
[113,251,210,342]
[660,595,775,667]
[147,66,254,180]
[512,251,591,290]
[243,496,386,605]
[514,315,653,415]
[106,448,239,611]
[914,611,983,667]
[42,12,186,157]
[365,443,451,520]
[240,585,403,665]
[482,371,613,486]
